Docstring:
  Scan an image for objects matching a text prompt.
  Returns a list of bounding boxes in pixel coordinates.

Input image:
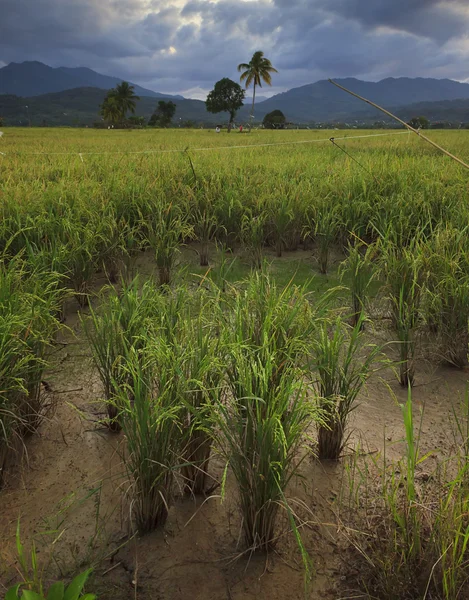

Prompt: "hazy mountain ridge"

[0,61,183,100]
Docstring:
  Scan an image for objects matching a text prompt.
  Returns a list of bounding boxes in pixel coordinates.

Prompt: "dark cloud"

[1,0,468,97]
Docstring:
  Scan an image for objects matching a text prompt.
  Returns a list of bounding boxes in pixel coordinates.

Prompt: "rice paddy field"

[2,127,469,599]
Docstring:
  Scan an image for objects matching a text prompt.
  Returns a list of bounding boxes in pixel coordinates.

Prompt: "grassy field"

[2,127,469,599]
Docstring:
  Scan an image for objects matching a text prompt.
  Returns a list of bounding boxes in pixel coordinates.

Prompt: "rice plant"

[116,340,184,534]
[339,238,377,326]
[311,313,384,460]
[422,226,469,368]
[212,346,316,551]
[179,301,224,495]
[379,238,424,386]
[144,200,193,286]
[339,389,469,599]
[81,277,161,431]
[268,195,295,257]
[240,208,267,269]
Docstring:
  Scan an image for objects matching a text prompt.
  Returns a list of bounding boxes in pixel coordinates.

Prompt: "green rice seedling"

[144,200,193,286]
[379,238,424,386]
[211,242,236,293]
[422,226,469,368]
[116,340,184,534]
[339,238,377,326]
[212,345,317,551]
[432,467,469,600]
[81,277,161,431]
[226,269,319,384]
[304,201,340,275]
[311,313,384,460]
[0,260,62,484]
[7,523,96,599]
[240,208,267,269]
[192,188,223,266]
[268,195,295,257]
[179,301,224,495]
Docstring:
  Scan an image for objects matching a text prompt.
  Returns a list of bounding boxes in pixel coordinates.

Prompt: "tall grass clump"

[0,260,62,485]
[81,277,161,431]
[379,237,424,386]
[179,299,224,495]
[213,347,316,551]
[117,339,184,534]
[144,199,192,286]
[423,226,469,368]
[311,313,383,460]
[211,270,321,551]
[305,201,340,275]
[240,208,267,269]
[340,390,469,599]
[339,238,377,326]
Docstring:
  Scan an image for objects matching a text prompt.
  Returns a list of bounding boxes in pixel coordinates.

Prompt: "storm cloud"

[1,0,469,97]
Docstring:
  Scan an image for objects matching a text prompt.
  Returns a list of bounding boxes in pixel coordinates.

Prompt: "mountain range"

[1,61,469,126]
[0,61,183,99]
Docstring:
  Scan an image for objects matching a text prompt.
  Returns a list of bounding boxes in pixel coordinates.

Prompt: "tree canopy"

[263,109,286,129]
[149,100,177,127]
[100,81,140,124]
[408,115,429,129]
[205,78,245,130]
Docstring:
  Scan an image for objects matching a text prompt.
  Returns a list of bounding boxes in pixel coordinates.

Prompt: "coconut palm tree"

[114,81,140,119]
[237,51,278,131]
[100,94,123,125]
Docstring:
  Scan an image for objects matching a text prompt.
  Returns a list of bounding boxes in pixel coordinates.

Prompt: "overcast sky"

[1,0,469,99]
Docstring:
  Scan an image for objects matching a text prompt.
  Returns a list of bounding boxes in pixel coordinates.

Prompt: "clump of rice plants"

[117,339,185,534]
[180,314,224,494]
[192,187,223,266]
[268,195,295,257]
[339,238,377,326]
[339,390,469,599]
[81,277,161,431]
[240,208,267,269]
[209,270,322,550]
[379,237,424,386]
[422,226,469,368]
[305,201,340,275]
[213,346,316,551]
[311,313,383,460]
[144,200,193,286]
[0,259,62,485]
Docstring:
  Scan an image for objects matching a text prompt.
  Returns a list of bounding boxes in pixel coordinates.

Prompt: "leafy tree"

[148,100,177,127]
[205,78,245,132]
[238,51,278,130]
[263,109,286,129]
[0,116,4,127]
[408,115,429,129]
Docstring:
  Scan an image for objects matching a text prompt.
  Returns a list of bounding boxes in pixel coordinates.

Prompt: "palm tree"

[237,51,278,131]
[100,95,123,125]
[114,81,140,119]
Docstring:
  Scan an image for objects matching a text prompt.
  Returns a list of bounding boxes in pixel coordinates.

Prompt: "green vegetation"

[205,78,245,131]
[237,50,278,129]
[148,100,176,127]
[263,109,286,129]
[3,127,469,598]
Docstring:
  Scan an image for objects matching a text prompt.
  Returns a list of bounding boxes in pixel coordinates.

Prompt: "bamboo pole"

[329,79,469,171]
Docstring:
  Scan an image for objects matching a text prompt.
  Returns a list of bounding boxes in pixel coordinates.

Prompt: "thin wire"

[1,130,411,157]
